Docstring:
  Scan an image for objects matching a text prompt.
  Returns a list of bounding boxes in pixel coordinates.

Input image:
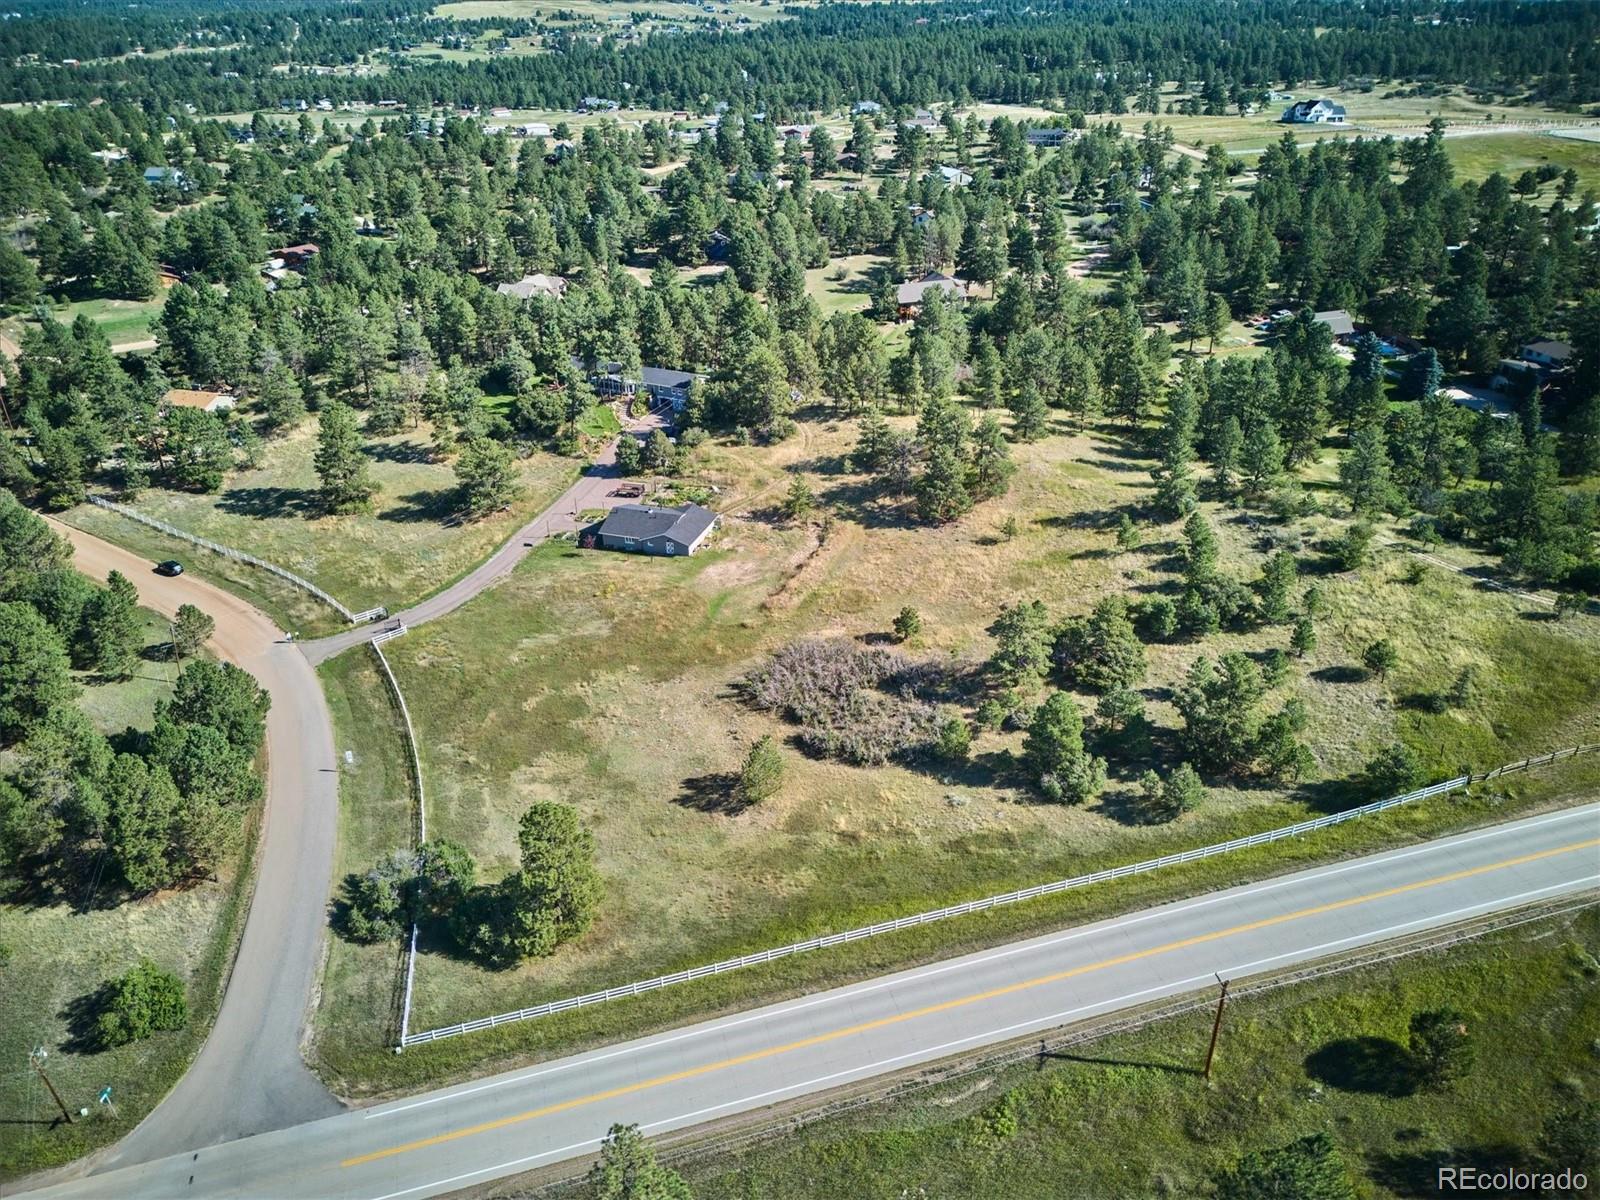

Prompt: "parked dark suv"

[154,560,184,577]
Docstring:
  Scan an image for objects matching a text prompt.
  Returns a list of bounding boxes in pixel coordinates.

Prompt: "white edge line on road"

[359,874,1598,1200]
[365,803,1600,1121]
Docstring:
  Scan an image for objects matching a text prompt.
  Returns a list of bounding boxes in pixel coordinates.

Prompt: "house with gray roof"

[1520,340,1572,368]
[1313,309,1355,339]
[594,502,718,556]
[897,270,969,311]
[143,165,189,190]
[578,358,706,410]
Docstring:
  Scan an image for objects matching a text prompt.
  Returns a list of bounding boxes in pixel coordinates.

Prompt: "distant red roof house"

[271,244,320,268]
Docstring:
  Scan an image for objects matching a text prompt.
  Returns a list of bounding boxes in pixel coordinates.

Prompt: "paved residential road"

[302,406,669,665]
[43,519,342,1171]
[21,803,1599,1200]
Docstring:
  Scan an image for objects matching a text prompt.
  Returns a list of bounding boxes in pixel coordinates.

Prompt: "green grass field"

[0,295,163,352]
[678,907,1600,1199]
[575,402,622,438]
[804,253,885,318]
[72,422,578,616]
[308,410,1600,1098]
[1141,83,1593,154]
[1443,131,1600,192]
[309,649,418,1073]
[0,616,252,1180]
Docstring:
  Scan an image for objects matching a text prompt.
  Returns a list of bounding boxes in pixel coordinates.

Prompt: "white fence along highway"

[397,744,1596,1048]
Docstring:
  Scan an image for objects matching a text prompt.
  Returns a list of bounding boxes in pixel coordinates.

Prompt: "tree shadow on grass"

[363,440,432,465]
[1295,776,1370,815]
[1311,664,1367,684]
[58,983,112,1055]
[1305,1036,1416,1097]
[1091,786,1152,827]
[1082,457,1149,475]
[215,485,320,520]
[1367,1143,1535,1197]
[674,773,755,815]
[377,489,460,525]
[817,479,920,530]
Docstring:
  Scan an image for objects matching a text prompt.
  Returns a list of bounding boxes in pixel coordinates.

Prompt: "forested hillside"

[4,0,1599,112]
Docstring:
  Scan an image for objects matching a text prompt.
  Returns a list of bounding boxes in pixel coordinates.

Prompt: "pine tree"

[0,241,40,314]
[969,413,1015,500]
[1210,415,1241,494]
[1291,616,1317,658]
[737,735,785,804]
[971,335,1004,409]
[1239,419,1283,495]
[1256,551,1297,624]
[454,437,521,518]
[170,604,214,661]
[1183,512,1218,583]
[256,362,305,433]
[916,443,972,523]
[1023,692,1106,804]
[782,475,816,521]
[587,1124,692,1200]
[314,400,377,514]
[855,407,892,471]
[1340,423,1393,515]
[85,571,140,680]
[1007,380,1049,442]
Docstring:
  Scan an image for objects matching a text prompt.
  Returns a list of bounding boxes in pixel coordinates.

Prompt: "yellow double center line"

[342,836,1599,1169]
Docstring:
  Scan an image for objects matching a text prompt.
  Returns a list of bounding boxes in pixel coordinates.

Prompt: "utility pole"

[1203,974,1230,1081]
[29,1048,72,1125]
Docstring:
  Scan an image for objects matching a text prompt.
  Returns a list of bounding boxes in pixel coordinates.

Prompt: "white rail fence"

[85,495,370,624]
[368,640,429,1046]
[397,744,1596,1048]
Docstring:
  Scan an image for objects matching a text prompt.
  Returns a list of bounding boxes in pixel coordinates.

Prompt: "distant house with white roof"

[495,273,568,301]
[1281,98,1347,124]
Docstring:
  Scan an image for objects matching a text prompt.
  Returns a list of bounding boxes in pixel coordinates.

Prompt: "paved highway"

[45,520,342,1168]
[22,803,1598,1200]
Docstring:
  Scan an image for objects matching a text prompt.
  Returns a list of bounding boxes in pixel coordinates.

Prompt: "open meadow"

[309,404,1600,1094]
[66,423,577,619]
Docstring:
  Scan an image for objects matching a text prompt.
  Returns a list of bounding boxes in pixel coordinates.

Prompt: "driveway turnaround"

[21,803,1598,1200]
[45,520,342,1171]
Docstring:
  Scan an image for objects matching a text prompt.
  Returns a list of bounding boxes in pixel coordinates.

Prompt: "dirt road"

[44,519,342,1174]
